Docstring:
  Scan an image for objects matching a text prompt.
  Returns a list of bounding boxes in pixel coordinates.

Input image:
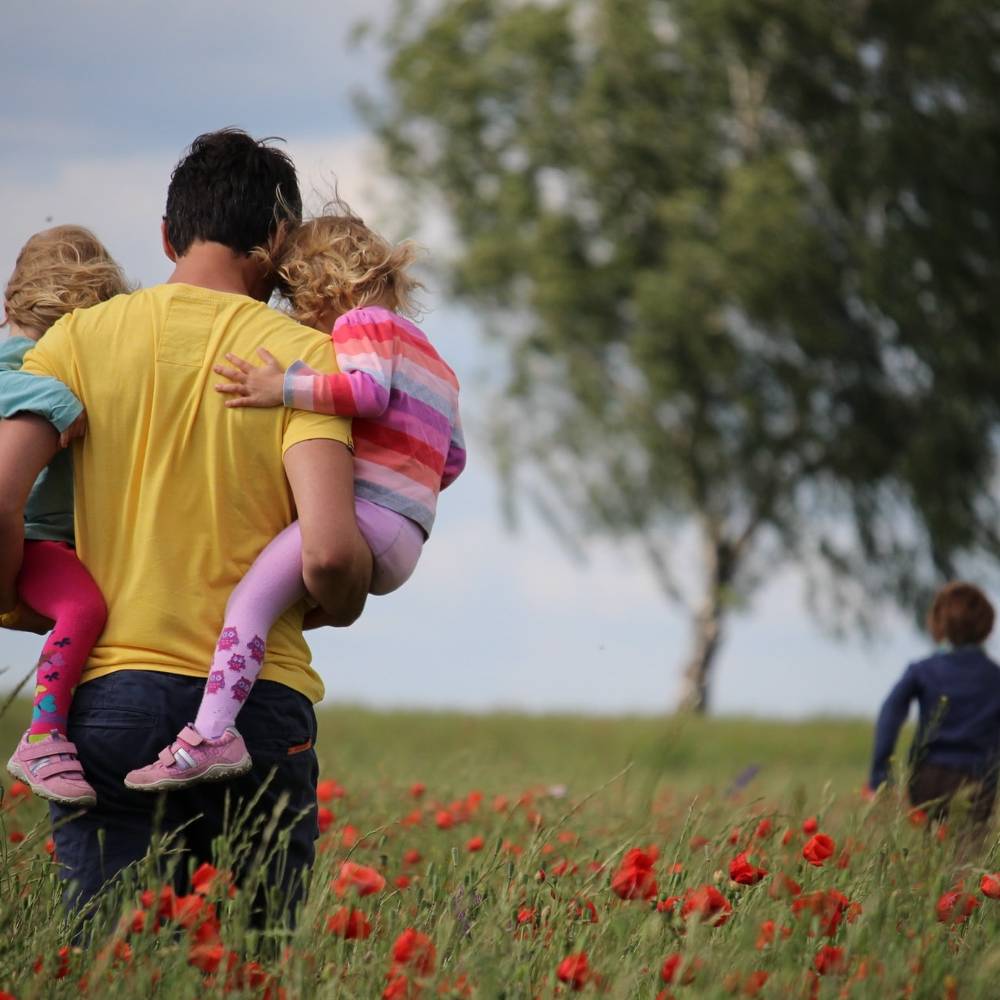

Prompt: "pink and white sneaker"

[7,730,97,807]
[124,725,252,791]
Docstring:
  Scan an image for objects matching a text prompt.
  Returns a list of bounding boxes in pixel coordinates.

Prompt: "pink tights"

[17,541,107,741]
[194,500,422,738]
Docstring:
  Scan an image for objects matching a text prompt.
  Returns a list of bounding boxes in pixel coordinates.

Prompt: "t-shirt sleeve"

[280,336,353,455]
[19,317,77,390]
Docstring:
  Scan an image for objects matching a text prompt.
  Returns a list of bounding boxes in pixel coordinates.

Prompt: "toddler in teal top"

[1,226,129,807]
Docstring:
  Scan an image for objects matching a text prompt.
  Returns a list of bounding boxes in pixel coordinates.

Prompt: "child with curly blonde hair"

[3,225,129,805]
[125,207,466,790]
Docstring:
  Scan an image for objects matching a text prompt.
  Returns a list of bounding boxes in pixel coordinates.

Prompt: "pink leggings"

[193,500,423,737]
[17,541,107,740]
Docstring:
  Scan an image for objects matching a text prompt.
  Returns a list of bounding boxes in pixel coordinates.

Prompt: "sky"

[0,0,940,719]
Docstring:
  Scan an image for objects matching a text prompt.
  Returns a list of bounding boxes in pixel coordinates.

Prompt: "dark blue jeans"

[50,671,319,918]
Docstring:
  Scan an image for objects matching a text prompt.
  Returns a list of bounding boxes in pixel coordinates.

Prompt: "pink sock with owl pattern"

[193,522,306,739]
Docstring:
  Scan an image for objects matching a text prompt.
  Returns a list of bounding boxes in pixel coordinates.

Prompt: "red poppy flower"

[403,849,422,865]
[392,928,436,975]
[556,952,590,991]
[729,851,768,885]
[435,810,455,830]
[326,906,372,939]
[191,862,234,897]
[341,824,360,849]
[409,782,426,799]
[466,835,485,852]
[188,941,228,974]
[742,970,769,996]
[317,807,335,834]
[981,874,1000,899]
[754,818,773,839]
[768,873,803,899]
[813,946,846,975]
[8,780,30,800]
[802,817,818,834]
[680,885,732,926]
[660,953,698,985]
[569,897,599,923]
[382,972,413,999]
[791,889,859,937]
[936,888,979,925]
[317,778,345,802]
[610,848,658,900]
[802,834,835,866]
[333,862,386,898]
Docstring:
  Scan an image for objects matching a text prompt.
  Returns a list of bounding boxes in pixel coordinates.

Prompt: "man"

[0,129,371,913]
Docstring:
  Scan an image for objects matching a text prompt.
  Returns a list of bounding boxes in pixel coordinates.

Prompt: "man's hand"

[214,349,285,408]
[0,602,54,635]
[59,409,88,449]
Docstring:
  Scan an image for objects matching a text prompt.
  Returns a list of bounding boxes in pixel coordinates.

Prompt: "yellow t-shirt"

[22,283,351,703]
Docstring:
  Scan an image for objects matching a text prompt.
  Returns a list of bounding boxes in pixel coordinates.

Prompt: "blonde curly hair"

[264,203,423,330]
[4,225,130,334]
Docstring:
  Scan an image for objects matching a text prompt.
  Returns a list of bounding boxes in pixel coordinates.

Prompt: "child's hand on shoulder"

[214,349,285,409]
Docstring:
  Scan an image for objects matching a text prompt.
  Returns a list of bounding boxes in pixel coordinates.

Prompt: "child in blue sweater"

[869,582,1000,825]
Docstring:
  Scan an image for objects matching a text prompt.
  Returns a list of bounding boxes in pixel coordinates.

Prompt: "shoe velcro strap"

[33,757,85,779]
[19,739,79,761]
[178,725,203,746]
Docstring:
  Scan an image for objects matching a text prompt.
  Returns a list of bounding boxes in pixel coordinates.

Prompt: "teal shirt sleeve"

[0,336,83,433]
[0,335,77,544]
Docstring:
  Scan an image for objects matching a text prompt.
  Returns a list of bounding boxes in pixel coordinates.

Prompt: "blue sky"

[0,0,937,718]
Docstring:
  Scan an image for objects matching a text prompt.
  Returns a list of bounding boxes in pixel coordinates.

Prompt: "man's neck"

[167,242,271,301]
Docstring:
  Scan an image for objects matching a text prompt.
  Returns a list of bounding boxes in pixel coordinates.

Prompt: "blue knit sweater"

[869,647,1000,788]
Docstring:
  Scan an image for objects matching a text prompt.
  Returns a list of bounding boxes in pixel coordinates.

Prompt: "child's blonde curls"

[4,225,130,334]
[261,200,423,329]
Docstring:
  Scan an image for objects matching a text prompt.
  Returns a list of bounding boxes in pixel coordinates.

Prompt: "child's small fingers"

[224,353,254,373]
[257,347,280,366]
[214,383,247,395]
[213,366,246,383]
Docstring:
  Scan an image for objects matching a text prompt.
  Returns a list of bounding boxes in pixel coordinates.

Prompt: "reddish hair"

[926,582,995,647]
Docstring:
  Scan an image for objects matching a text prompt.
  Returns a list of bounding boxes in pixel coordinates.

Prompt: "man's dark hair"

[164,128,302,256]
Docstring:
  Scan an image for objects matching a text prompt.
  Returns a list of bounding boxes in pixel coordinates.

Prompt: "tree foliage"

[365,0,1000,710]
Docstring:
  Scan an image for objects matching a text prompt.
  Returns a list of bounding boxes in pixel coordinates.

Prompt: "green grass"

[1,699,988,1000]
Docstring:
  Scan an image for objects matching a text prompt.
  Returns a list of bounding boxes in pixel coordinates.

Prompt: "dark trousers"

[908,762,997,827]
[50,671,319,919]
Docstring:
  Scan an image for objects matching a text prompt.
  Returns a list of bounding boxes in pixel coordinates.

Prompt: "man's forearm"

[0,414,60,612]
[0,510,24,613]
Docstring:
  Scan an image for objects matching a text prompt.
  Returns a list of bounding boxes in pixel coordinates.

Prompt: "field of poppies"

[1,703,998,999]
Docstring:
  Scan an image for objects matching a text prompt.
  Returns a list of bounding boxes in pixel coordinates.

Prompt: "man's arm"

[283,439,372,626]
[0,415,60,612]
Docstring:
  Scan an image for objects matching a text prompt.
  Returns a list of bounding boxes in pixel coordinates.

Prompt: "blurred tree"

[364,0,1000,711]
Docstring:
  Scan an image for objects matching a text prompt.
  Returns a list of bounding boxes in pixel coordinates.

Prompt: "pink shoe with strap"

[124,725,252,792]
[7,730,97,807]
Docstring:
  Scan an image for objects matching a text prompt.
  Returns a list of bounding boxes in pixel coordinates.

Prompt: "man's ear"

[161,219,178,262]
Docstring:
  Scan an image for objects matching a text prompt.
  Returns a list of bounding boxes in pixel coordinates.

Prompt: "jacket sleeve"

[869,663,919,788]
[441,408,467,489]
[0,370,83,433]
[282,311,396,419]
